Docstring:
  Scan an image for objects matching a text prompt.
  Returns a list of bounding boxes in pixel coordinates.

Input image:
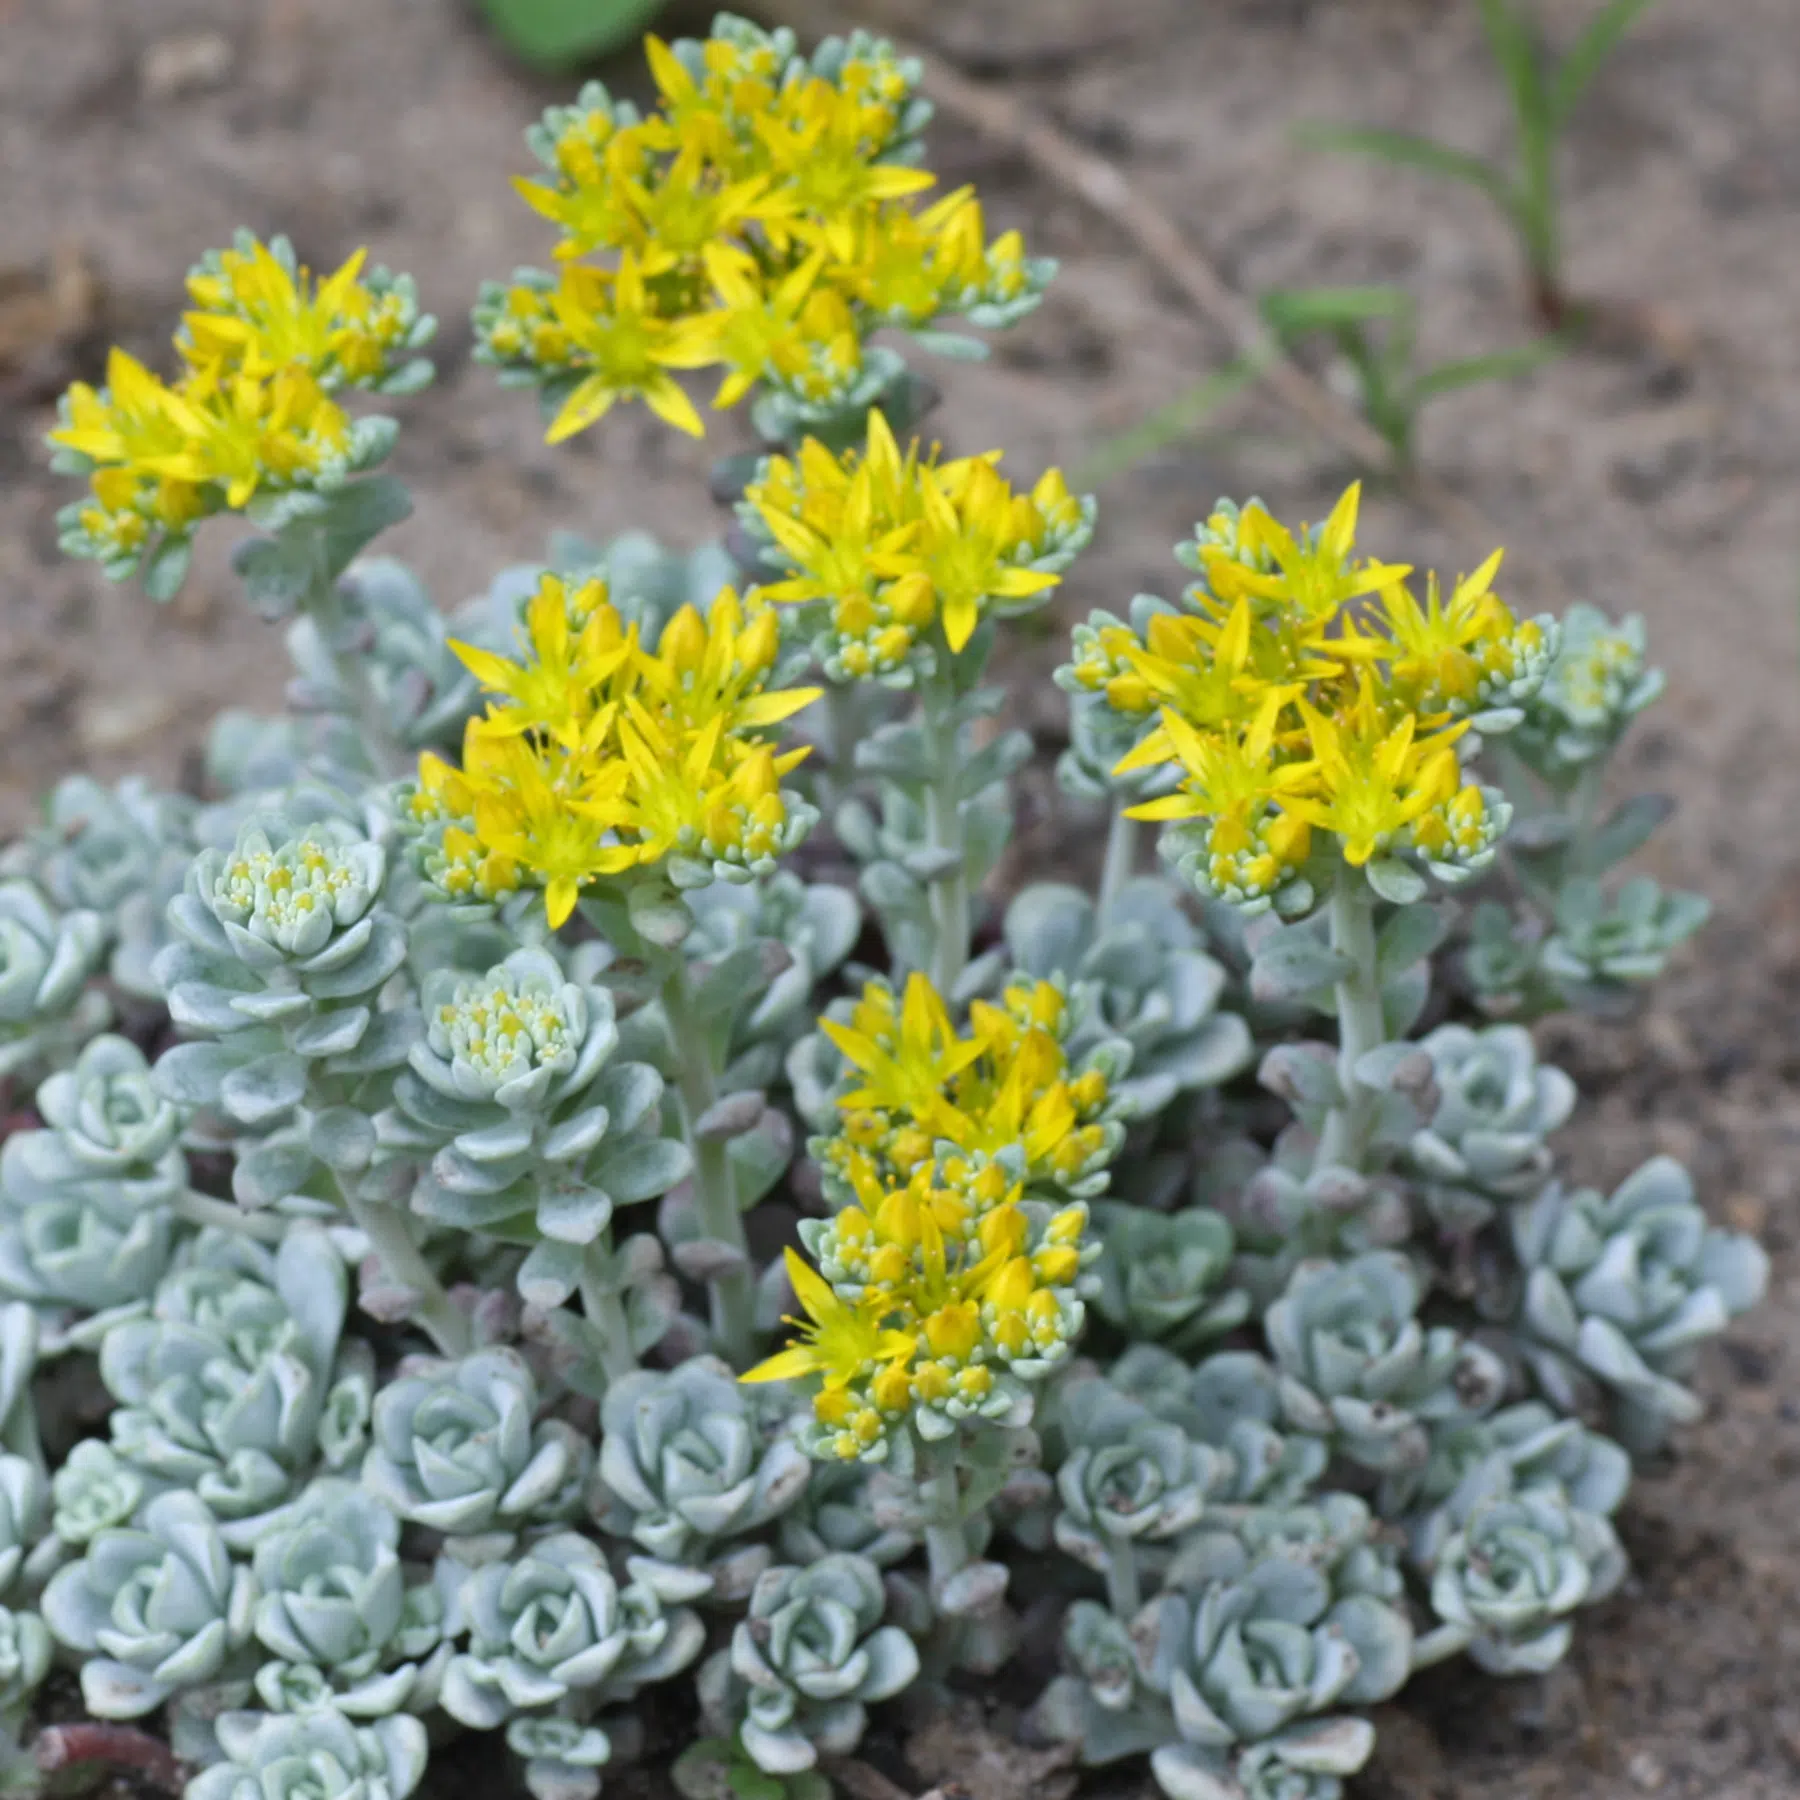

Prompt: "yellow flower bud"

[924,1303,980,1361]
[739,607,779,672]
[955,1365,994,1400]
[979,1206,1027,1260]
[913,1360,952,1403]
[872,1363,914,1412]
[1034,1245,1080,1286]
[814,1386,855,1426]
[658,604,708,673]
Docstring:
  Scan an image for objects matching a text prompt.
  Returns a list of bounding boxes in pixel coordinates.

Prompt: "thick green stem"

[310,579,410,781]
[919,676,971,997]
[658,955,757,1368]
[1313,865,1386,1175]
[339,1182,471,1358]
[173,1188,289,1244]
[921,1438,972,1588]
[579,1242,640,1387]
[1097,800,1141,924]
[1103,1537,1141,1619]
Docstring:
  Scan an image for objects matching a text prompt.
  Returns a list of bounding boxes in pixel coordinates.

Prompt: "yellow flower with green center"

[742,1248,915,1398]
[743,411,1085,673]
[1282,683,1467,867]
[416,581,820,928]
[1201,482,1410,629]
[544,255,719,442]
[476,18,1053,442]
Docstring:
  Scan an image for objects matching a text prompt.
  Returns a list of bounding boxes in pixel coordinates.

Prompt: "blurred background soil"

[4,0,1800,1794]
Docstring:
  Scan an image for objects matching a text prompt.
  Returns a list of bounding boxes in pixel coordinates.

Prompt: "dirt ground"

[4,0,1800,1795]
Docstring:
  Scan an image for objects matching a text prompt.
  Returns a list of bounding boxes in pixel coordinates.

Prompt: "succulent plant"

[0,1034,183,1316]
[15,774,197,999]
[699,1553,920,1773]
[40,1490,257,1717]
[778,1461,916,1570]
[441,1531,704,1729]
[186,1708,429,1800]
[592,1359,810,1571]
[1512,604,1663,779]
[51,1440,146,1547]
[251,1479,443,1717]
[1052,1377,1225,1594]
[1425,1488,1626,1674]
[1510,1155,1768,1450]
[1088,1204,1251,1352]
[0,1454,51,1595]
[506,1714,620,1800]
[1265,1253,1506,1473]
[1539,877,1709,1009]
[1403,1024,1575,1229]
[362,1347,590,1537]
[0,878,107,1083]
[1000,879,1253,1115]
[379,948,684,1249]
[0,1603,50,1731]
[151,813,414,1142]
[1135,1547,1410,1794]
[98,1226,347,1520]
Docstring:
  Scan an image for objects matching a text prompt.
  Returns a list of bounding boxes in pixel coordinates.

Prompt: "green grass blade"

[1074,355,1267,488]
[1294,123,1516,207]
[1475,0,1552,134]
[1260,286,1413,335]
[1551,0,1660,123]
[1410,337,1566,400]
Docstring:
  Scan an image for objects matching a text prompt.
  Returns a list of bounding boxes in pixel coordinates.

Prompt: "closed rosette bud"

[1265,1253,1506,1473]
[700,1553,920,1773]
[40,1490,258,1718]
[99,1226,347,1521]
[1511,1156,1767,1450]
[187,1708,429,1800]
[593,1358,810,1565]
[1405,1024,1575,1230]
[252,1479,442,1718]
[1052,1380,1221,1575]
[441,1532,703,1729]
[1088,1204,1251,1354]
[362,1347,590,1537]
[1427,1490,1626,1675]
[1513,604,1663,778]
[0,878,107,1084]
[0,1035,183,1316]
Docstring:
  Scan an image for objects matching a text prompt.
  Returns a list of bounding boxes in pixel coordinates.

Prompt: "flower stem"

[338,1182,471,1358]
[579,1241,640,1387]
[1103,1537,1141,1620]
[1314,863,1385,1175]
[919,674,971,997]
[658,954,757,1368]
[172,1187,289,1243]
[1097,799,1140,923]
[309,577,410,781]
[921,1436,972,1588]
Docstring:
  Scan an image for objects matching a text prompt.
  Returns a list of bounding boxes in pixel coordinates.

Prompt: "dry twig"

[35,1722,187,1792]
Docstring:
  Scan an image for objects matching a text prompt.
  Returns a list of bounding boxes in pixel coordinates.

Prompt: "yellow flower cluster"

[1067,484,1552,909]
[817,971,1122,1200]
[401,573,821,928]
[741,411,1093,677]
[472,17,1050,443]
[50,235,430,583]
[746,973,1106,1462]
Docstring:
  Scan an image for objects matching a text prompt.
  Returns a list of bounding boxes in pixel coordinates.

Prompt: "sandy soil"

[3,1,1798,1795]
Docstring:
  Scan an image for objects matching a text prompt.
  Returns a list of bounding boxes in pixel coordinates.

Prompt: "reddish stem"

[35,1723,186,1792]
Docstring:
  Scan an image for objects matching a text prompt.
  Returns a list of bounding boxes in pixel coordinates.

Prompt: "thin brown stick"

[820,1756,919,1800]
[909,48,1568,598]
[35,1722,187,1792]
